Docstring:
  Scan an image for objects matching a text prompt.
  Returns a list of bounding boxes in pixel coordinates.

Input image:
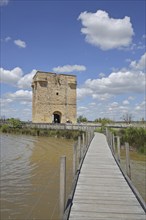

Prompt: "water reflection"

[0,134,73,220]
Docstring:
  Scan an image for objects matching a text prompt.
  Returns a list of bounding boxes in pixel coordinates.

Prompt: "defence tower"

[31,71,77,123]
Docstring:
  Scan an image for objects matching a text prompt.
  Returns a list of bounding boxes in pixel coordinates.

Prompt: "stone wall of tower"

[32,71,77,123]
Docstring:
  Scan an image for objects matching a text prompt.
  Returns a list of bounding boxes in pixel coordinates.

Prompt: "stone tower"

[31,71,77,123]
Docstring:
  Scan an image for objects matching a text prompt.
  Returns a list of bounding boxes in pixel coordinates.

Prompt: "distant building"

[31,71,77,123]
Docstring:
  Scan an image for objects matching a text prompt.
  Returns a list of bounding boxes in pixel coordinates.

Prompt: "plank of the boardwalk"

[75,185,133,193]
[77,177,128,185]
[69,212,146,220]
[71,203,145,214]
[73,193,136,200]
[73,198,141,205]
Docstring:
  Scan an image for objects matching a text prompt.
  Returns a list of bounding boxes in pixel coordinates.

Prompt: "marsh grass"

[0,125,83,140]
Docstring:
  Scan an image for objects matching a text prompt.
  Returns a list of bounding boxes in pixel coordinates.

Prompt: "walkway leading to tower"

[68,133,146,220]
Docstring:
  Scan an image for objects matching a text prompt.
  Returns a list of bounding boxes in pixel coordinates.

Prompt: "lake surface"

[0,133,74,220]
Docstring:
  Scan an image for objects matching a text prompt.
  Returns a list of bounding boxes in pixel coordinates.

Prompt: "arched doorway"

[53,111,61,123]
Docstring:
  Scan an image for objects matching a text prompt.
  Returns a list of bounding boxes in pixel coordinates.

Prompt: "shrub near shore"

[0,124,84,140]
[116,127,146,155]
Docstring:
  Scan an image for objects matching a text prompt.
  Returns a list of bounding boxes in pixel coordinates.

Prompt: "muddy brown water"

[0,133,74,220]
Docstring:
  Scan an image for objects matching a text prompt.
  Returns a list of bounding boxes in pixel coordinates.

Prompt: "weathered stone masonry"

[32,71,77,123]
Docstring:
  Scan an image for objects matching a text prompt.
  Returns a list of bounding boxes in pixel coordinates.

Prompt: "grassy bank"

[0,124,84,140]
[111,127,146,155]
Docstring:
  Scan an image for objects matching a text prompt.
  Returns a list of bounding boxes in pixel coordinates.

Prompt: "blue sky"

[0,0,146,121]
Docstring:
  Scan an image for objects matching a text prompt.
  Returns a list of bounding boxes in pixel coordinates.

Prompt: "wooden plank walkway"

[69,133,146,220]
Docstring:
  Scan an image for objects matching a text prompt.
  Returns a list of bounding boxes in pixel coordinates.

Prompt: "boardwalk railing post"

[106,128,110,146]
[78,136,81,162]
[105,127,108,139]
[82,133,85,153]
[73,143,77,177]
[109,132,113,150]
[86,131,88,146]
[85,132,87,148]
[88,131,90,144]
[88,130,90,142]
[117,136,121,163]
[60,156,66,220]
[125,142,131,179]
[90,129,92,142]
[112,134,115,154]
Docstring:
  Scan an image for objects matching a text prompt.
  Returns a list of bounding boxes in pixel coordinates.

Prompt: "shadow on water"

[0,133,74,220]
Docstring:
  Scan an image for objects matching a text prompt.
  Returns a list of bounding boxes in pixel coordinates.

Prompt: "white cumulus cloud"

[0,67,23,85]
[98,72,106,78]
[77,87,93,100]
[18,69,36,89]
[53,65,86,73]
[0,98,13,107]
[110,102,119,107]
[0,0,9,6]
[78,10,134,50]
[85,71,144,95]
[130,52,146,71]
[0,67,36,89]
[6,90,32,102]
[77,53,145,100]
[5,36,11,42]
[1,90,32,120]
[14,39,26,48]
[135,100,146,111]
[123,100,130,105]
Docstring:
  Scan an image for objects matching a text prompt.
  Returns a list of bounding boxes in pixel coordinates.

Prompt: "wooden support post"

[117,136,121,163]
[108,130,110,146]
[91,129,94,140]
[88,131,91,144]
[105,127,108,139]
[90,130,93,142]
[112,134,115,154]
[73,143,77,177]
[82,132,85,156]
[125,142,131,179]
[106,128,109,145]
[109,132,111,149]
[88,131,90,145]
[78,136,81,162]
[110,132,113,150]
[85,130,88,147]
[82,133,85,149]
[60,156,66,220]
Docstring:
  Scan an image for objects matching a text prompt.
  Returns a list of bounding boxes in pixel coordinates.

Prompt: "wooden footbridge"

[62,132,146,220]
